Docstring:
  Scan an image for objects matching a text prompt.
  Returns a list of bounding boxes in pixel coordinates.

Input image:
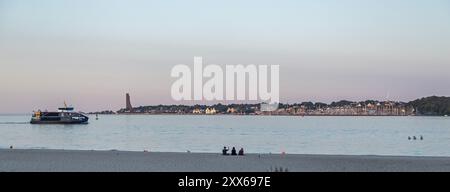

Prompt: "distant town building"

[192,108,202,114]
[227,107,236,113]
[260,103,279,112]
[205,108,216,114]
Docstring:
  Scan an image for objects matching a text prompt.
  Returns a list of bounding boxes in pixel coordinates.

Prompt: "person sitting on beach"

[413,136,417,140]
[222,146,229,155]
[231,147,237,156]
[238,148,244,156]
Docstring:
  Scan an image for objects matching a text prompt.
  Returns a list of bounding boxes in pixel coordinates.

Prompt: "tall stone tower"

[126,93,133,111]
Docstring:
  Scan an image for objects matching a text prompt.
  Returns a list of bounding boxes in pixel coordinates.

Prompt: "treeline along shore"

[91,96,450,116]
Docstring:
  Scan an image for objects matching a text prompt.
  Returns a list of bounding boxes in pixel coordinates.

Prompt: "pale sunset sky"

[1,0,450,113]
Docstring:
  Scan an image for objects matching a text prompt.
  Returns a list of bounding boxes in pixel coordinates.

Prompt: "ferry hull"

[30,112,89,124]
[30,119,89,124]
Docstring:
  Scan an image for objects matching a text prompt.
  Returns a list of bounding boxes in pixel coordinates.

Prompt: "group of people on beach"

[222,146,244,156]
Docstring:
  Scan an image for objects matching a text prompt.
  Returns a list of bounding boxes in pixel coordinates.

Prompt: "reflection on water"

[1,115,450,156]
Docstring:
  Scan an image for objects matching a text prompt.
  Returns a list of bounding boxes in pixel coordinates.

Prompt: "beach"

[1,149,450,172]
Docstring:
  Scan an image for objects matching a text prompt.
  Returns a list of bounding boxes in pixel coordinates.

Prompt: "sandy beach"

[1,149,450,172]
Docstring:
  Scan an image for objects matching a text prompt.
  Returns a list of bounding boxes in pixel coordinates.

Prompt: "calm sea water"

[1,115,449,156]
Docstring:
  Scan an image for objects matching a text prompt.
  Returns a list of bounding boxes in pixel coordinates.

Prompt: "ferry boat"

[30,105,89,124]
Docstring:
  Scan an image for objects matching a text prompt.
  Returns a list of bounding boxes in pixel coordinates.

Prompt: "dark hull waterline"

[30,120,88,124]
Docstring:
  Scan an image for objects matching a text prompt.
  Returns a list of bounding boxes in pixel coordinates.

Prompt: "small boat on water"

[30,105,89,124]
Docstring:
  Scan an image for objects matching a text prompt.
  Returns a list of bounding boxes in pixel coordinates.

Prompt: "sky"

[1,0,450,113]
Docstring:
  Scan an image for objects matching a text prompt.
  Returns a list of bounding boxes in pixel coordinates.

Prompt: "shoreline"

[2,149,450,172]
[4,113,448,117]
[91,113,431,117]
